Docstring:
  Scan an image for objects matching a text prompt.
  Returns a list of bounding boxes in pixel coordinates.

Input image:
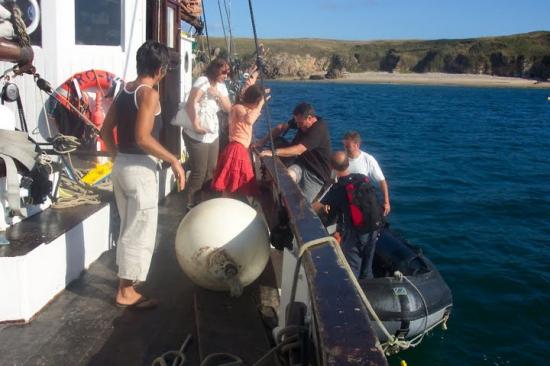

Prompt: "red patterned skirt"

[212,141,256,196]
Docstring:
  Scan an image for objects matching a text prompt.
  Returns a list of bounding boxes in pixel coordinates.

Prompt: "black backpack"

[342,174,383,233]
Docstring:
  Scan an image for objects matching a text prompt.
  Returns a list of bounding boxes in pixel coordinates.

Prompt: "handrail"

[256,154,388,366]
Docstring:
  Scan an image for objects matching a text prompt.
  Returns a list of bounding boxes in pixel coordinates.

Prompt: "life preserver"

[54,69,121,130]
[52,70,122,151]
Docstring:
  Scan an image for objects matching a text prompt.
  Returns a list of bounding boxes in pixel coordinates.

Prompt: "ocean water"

[258,81,550,366]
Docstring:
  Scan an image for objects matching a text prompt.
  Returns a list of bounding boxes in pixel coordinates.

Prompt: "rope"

[8,2,31,48]
[273,325,307,365]
[37,80,53,138]
[0,66,15,82]
[254,332,301,366]
[46,134,111,209]
[288,234,436,355]
[52,174,102,209]
[152,334,192,366]
[290,236,339,306]
[201,353,243,366]
[393,271,430,348]
[36,152,53,174]
[198,327,303,365]
[51,134,81,154]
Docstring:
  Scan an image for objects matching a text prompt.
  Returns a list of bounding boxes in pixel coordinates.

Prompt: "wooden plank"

[194,285,275,365]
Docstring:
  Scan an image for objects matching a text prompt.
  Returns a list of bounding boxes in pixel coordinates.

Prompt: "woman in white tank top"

[100,41,186,309]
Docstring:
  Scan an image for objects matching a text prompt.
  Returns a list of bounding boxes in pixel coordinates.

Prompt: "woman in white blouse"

[183,58,232,208]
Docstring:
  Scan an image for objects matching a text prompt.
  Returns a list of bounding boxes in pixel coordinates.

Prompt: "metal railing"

[256,155,388,366]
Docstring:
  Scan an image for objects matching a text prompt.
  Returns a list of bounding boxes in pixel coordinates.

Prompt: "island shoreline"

[275,72,550,89]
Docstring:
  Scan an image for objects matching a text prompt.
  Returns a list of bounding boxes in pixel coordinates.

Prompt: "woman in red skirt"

[212,85,265,198]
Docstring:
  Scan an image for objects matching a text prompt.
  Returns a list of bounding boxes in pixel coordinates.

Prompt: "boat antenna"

[247,0,280,189]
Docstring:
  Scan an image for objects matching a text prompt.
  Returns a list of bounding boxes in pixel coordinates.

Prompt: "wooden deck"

[0,192,279,365]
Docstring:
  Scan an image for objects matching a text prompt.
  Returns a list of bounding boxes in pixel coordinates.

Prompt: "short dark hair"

[205,58,229,81]
[136,40,169,78]
[293,102,315,118]
[343,131,361,144]
[241,84,264,105]
[330,151,349,172]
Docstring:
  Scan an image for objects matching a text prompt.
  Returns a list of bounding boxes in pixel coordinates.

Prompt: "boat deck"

[0,192,279,365]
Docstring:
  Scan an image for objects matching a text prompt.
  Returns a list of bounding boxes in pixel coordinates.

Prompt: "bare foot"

[116,279,143,306]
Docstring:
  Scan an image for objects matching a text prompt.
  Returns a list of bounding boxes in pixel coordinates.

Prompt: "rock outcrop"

[262,53,328,79]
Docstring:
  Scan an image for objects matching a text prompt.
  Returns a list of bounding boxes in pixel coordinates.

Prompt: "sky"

[195,0,550,41]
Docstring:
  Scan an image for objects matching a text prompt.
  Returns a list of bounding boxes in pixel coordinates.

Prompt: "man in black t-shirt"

[260,103,332,202]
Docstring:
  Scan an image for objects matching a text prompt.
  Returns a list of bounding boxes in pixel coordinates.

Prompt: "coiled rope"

[152,329,304,366]
[44,135,108,209]
[52,174,103,209]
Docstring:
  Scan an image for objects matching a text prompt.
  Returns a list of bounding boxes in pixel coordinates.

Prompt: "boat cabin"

[0,0,193,322]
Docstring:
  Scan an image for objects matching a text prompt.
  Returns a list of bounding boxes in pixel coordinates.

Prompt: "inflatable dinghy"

[359,228,453,343]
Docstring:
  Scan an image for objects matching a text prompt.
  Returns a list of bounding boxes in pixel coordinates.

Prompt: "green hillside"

[203,31,550,80]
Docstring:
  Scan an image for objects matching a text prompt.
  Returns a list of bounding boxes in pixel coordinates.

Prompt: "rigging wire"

[223,0,235,56]
[246,0,281,192]
[201,0,212,62]
[216,0,230,54]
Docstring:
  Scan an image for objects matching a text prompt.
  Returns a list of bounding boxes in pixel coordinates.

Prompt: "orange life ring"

[54,69,119,129]
[53,69,122,151]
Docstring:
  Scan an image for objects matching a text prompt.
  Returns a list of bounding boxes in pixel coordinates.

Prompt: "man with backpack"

[343,131,391,216]
[313,151,384,279]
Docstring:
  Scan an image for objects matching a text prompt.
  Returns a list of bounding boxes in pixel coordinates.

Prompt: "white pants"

[112,153,159,281]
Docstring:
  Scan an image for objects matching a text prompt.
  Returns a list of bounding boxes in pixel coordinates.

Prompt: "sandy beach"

[289,72,550,89]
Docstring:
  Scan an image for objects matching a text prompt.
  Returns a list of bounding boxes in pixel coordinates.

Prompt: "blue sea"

[258,81,550,366]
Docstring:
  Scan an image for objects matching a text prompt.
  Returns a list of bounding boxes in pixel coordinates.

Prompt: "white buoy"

[175,198,270,296]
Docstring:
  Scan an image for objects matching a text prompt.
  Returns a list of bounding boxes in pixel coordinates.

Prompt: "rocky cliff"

[203,31,550,80]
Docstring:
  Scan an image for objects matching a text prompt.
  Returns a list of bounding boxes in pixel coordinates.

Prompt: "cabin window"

[75,0,121,46]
